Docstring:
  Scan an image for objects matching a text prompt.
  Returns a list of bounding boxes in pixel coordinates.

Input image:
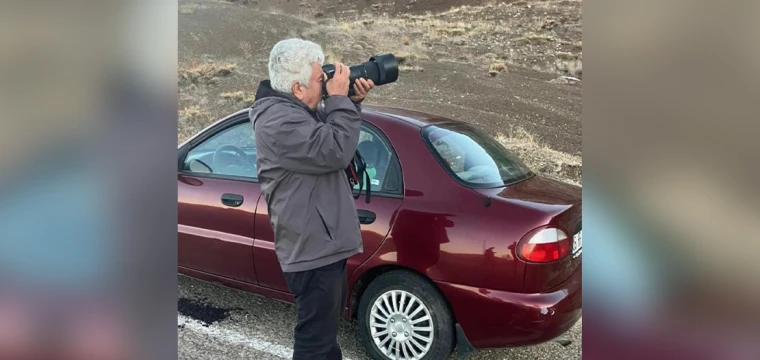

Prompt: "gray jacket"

[249,80,364,273]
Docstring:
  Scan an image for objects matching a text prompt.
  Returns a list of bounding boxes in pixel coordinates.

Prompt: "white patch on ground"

[178,315,303,359]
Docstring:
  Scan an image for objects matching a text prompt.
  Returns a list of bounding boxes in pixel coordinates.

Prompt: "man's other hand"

[350,78,375,103]
[326,63,350,97]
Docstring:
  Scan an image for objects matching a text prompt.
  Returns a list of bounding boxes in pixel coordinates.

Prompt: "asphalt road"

[178,275,582,360]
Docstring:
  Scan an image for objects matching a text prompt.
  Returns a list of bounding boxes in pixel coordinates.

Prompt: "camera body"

[322,53,399,99]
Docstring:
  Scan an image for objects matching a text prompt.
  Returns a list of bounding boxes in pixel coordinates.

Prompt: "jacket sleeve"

[317,96,363,119]
[265,95,363,175]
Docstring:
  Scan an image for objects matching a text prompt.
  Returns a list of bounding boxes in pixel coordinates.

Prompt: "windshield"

[422,122,534,187]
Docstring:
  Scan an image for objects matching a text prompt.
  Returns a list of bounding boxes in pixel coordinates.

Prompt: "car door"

[254,122,405,293]
[178,115,261,284]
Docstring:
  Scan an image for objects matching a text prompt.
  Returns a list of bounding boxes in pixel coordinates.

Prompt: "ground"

[178,0,582,358]
[178,275,582,360]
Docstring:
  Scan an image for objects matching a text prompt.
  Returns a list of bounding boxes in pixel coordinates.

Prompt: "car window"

[423,122,534,187]
[355,126,394,192]
[183,121,257,179]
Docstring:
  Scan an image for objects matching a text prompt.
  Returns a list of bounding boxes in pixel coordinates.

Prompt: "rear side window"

[356,126,393,192]
[422,122,534,187]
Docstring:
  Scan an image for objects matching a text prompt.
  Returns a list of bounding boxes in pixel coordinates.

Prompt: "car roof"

[178,104,460,149]
[228,103,459,128]
[361,104,458,128]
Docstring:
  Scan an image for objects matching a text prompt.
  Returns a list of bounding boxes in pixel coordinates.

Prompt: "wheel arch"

[349,264,457,324]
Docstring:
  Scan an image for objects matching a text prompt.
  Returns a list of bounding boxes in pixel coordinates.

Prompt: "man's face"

[293,62,326,111]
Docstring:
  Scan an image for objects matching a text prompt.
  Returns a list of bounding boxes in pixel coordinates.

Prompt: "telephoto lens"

[322,53,399,99]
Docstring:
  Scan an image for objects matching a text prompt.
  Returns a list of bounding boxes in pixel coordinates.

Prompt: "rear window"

[422,122,534,187]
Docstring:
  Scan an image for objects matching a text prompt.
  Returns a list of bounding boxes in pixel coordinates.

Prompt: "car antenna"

[484,197,491,208]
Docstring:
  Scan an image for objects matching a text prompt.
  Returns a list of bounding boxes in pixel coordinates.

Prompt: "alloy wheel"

[369,289,435,360]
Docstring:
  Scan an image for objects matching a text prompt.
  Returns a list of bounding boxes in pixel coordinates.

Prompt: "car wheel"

[358,270,455,360]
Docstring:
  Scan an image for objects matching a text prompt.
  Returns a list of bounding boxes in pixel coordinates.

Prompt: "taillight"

[517,227,571,263]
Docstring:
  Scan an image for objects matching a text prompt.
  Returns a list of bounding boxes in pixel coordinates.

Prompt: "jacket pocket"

[316,207,334,241]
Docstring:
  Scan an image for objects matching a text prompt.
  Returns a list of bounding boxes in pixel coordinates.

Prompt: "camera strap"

[345,150,371,203]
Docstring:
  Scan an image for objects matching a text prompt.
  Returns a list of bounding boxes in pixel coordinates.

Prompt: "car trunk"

[475,175,582,293]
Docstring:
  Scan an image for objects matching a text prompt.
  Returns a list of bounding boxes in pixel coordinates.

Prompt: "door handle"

[357,209,376,225]
[221,193,244,207]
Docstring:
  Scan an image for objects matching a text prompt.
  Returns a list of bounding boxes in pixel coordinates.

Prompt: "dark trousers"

[283,259,348,360]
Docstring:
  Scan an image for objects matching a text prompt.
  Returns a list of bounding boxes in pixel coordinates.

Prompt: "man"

[249,38,375,360]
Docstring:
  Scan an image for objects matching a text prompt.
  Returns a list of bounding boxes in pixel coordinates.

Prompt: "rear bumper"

[436,265,582,349]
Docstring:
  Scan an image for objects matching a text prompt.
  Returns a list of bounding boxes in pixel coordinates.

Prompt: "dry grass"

[179,3,210,14]
[512,33,554,46]
[178,105,214,143]
[488,61,507,76]
[556,58,582,78]
[496,127,582,185]
[555,52,576,61]
[323,48,341,64]
[179,61,237,87]
[178,105,204,120]
[220,91,246,102]
[320,15,501,59]
[239,41,252,58]
[395,52,429,64]
[291,0,580,77]
[220,91,256,104]
[300,23,355,47]
[399,65,424,72]
[540,18,558,30]
[395,52,412,64]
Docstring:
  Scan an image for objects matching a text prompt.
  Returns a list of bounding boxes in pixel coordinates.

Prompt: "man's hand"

[350,78,375,103]
[325,63,350,97]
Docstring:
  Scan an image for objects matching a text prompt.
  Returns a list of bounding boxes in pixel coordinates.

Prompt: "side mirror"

[188,159,212,174]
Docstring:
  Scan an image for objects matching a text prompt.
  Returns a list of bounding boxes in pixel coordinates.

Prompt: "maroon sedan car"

[177,104,582,359]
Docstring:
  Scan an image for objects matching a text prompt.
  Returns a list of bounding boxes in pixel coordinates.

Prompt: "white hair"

[268,38,325,94]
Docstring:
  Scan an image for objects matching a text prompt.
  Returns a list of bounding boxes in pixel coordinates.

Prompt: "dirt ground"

[250,0,508,18]
[178,0,582,181]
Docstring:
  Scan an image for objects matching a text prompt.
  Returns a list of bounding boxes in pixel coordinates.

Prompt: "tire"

[358,270,455,360]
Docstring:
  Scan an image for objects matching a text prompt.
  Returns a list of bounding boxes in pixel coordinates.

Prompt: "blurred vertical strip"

[0,1,178,360]
[585,0,760,358]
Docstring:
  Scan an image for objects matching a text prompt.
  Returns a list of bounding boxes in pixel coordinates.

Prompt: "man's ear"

[292,82,304,101]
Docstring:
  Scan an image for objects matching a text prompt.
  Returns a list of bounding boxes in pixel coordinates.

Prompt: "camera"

[322,53,399,99]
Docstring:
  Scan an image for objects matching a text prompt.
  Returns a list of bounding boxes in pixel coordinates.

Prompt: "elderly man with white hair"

[249,38,375,360]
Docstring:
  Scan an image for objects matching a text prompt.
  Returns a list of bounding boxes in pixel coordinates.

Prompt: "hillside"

[178,0,582,183]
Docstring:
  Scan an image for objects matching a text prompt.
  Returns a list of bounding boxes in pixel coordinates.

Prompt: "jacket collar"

[253,80,317,115]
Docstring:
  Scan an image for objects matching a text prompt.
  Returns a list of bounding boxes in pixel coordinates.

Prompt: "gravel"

[178,275,582,360]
